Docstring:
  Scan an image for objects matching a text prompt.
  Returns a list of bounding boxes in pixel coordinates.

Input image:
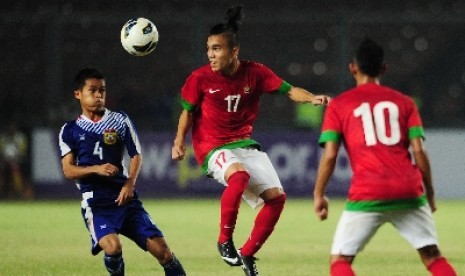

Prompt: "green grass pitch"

[0,198,463,275]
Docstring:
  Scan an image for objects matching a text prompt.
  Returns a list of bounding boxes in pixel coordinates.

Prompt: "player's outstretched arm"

[287,86,331,106]
[172,110,193,161]
[313,141,339,221]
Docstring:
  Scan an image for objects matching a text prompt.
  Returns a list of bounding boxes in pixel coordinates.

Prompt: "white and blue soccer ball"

[120,17,159,56]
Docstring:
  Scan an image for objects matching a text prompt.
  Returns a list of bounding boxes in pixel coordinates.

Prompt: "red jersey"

[319,83,426,210]
[181,60,286,167]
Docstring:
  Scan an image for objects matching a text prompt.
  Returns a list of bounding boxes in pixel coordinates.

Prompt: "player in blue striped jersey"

[59,68,186,276]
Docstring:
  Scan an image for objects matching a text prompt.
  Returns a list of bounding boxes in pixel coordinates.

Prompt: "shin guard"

[219,171,249,243]
[104,252,124,276]
[240,193,286,256]
[162,253,186,276]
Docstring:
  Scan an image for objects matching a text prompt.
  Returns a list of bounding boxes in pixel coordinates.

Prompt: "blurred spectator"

[0,122,33,199]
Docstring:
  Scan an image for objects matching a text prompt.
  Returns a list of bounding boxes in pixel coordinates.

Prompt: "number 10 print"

[353,101,401,146]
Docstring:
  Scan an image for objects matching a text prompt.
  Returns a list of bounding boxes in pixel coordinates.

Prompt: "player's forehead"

[84,78,105,88]
[207,34,229,48]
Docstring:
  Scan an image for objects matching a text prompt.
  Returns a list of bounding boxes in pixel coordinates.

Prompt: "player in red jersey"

[171,5,329,276]
[313,38,457,276]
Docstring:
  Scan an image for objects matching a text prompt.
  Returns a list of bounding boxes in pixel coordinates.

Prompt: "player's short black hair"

[354,38,384,77]
[73,67,105,91]
[209,5,244,48]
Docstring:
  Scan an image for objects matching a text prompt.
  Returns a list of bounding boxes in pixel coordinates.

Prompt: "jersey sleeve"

[58,122,74,157]
[406,97,424,139]
[180,72,202,112]
[318,100,342,146]
[122,113,142,158]
[256,63,286,94]
[277,81,292,95]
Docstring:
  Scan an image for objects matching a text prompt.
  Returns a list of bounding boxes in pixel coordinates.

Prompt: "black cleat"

[217,240,243,266]
[239,251,259,276]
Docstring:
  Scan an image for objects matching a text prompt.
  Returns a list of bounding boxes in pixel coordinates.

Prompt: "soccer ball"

[120,17,159,56]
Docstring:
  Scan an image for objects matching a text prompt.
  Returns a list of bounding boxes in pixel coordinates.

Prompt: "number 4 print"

[93,141,103,160]
[353,101,401,146]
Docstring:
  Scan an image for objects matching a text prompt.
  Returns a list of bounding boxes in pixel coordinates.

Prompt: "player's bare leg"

[146,236,186,276]
[418,245,456,276]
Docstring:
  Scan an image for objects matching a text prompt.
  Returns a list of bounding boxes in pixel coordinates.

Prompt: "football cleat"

[217,240,243,266]
[239,251,259,276]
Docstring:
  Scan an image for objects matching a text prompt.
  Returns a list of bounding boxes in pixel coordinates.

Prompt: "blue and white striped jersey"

[59,109,141,206]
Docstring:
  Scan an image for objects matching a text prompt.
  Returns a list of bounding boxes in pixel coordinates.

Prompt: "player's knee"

[226,170,250,191]
[331,255,355,265]
[224,163,248,181]
[147,236,171,263]
[266,192,286,205]
[154,249,173,264]
[261,188,286,203]
[418,244,442,265]
[152,248,172,264]
[419,244,441,258]
[99,235,123,255]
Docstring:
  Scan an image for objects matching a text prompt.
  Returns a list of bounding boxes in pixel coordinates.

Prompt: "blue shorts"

[80,199,164,255]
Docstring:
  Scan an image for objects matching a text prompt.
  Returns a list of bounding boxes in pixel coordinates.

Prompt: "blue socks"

[104,252,124,276]
[162,253,186,276]
[104,251,186,276]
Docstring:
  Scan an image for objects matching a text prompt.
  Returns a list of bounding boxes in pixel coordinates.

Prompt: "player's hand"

[314,195,329,221]
[96,163,119,177]
[172,142,187,161]
[312,95,331,106]
[115,182,135,206]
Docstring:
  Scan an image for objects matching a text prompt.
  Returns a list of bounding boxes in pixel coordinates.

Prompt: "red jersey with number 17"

[319,83,426,210]
[181,60,285,166]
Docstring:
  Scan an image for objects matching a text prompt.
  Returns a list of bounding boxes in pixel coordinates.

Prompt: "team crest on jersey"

[244,86,251,93]
[103,129,117,145]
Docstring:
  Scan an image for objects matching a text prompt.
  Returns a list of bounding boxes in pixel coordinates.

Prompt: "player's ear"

[349,62,357,75]
[74,90,81,100]
[232,46,239,58]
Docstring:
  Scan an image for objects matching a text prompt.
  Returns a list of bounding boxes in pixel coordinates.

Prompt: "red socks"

[218,171,249,243]
[240,193,286,256]
[219,171,286,257]
[428,257,457,276]
[330,260,355,276]
[328,257,456,276]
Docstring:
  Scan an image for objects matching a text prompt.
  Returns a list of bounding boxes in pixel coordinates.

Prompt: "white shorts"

[331,205,439,256]
[207,148,283,209]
